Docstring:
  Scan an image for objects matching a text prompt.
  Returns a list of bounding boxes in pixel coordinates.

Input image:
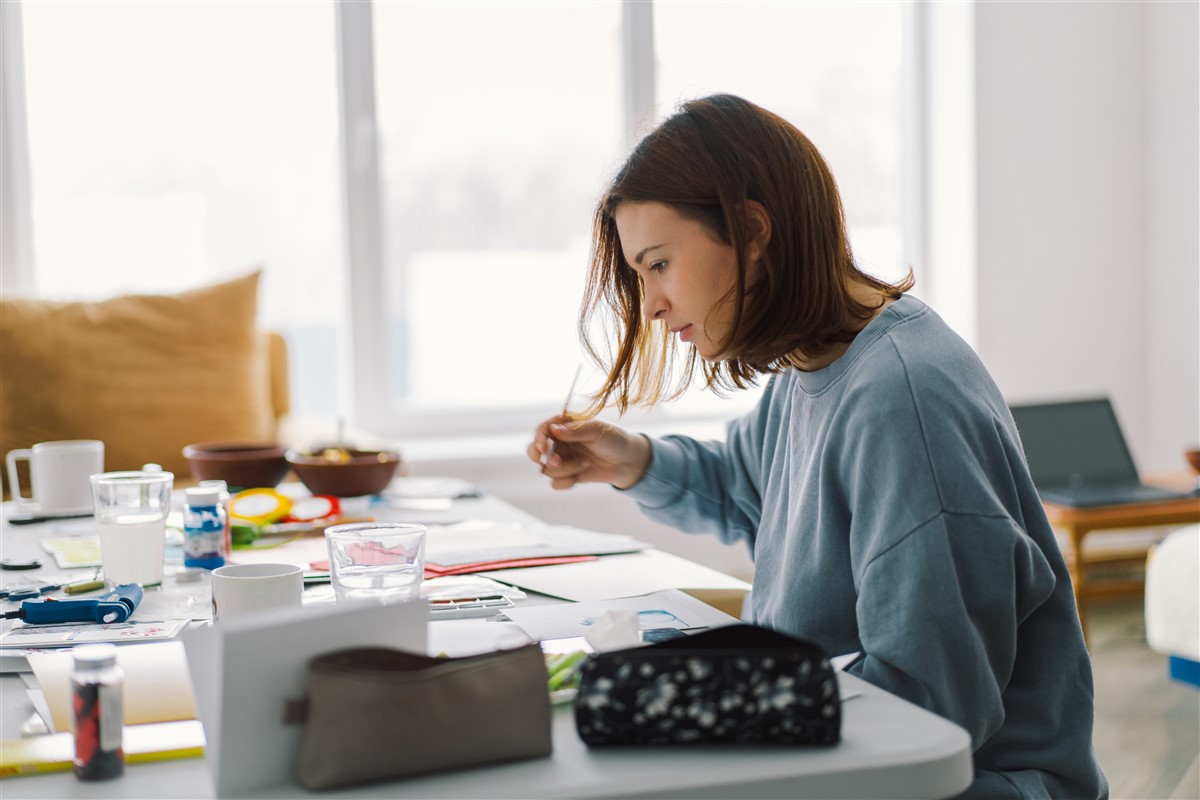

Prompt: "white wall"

[973,1,1199,473]
[1144,1,1200,471]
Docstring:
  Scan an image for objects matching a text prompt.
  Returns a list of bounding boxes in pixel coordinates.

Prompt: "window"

[371,1,622,416]
[654,1,906,285]
[15,1,344,417]
[620,1,908,424]
[5,1,908,441]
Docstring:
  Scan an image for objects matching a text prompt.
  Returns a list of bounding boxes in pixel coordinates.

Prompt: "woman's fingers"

[548,419,607,444]
[531,418,598,466]
[530,416,638,488]
[528,416,569,466]
[547,457,592,491]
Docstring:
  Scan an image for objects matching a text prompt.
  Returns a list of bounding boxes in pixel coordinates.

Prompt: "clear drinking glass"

[89,470,174,587]
[323,523,426,604]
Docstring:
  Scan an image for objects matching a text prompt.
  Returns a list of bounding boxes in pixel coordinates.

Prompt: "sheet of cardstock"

[480,549,752,602]
[27,640,198,732]
[503,588,738,642]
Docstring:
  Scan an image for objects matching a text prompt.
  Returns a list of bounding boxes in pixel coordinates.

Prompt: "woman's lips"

[676,324,693,343]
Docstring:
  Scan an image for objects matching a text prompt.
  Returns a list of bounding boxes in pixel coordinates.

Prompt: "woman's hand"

[527,416,652,491]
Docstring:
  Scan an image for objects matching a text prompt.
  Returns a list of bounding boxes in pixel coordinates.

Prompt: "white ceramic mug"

[211,563,304,621]
[6,440,105,514]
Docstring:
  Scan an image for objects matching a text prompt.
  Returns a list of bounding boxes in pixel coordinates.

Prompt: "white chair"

[1145,524,1200,687]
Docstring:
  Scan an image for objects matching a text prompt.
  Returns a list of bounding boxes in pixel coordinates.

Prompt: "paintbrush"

[540,364,582,467]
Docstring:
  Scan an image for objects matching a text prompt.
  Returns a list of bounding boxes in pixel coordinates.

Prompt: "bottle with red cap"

[72,643,124,780]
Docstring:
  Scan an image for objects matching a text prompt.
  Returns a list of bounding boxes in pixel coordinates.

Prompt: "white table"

[0,495,973,799]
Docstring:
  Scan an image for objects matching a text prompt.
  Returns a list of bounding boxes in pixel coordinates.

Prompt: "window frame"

[335,0,671,441]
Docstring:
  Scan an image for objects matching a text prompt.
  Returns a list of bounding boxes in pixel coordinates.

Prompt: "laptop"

[1008,397,1193,508]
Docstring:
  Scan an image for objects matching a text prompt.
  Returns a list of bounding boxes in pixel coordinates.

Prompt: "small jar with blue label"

[183,487,226,570]
[198,479,233,560]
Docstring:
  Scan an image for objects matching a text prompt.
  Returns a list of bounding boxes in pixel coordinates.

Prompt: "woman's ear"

[742,200,772,263]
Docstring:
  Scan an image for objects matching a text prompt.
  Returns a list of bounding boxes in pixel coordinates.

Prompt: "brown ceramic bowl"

[285,448,403,498]
[182,442,290,490]
[1185,448,1200,475]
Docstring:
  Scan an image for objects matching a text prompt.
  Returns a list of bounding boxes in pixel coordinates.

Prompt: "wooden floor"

[1088,597,1200,799]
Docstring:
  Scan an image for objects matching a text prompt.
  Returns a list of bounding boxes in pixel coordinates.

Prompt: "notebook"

[1009,397,1192,508]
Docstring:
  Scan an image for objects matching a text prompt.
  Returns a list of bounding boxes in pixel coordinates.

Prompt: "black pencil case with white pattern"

[573,623,840,746]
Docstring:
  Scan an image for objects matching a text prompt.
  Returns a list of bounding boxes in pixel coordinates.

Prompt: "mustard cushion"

[1,272,274,488]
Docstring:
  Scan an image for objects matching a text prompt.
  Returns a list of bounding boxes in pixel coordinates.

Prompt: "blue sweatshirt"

[622,295,1107,798]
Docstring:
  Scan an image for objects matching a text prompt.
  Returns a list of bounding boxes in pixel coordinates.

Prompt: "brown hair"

[579,93,913,415]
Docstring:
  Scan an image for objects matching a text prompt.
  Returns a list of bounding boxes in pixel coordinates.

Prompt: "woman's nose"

[643,288,668,322]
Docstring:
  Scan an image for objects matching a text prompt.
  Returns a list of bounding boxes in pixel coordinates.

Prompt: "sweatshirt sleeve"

[847,511,1057,750]
[619,387,776,550]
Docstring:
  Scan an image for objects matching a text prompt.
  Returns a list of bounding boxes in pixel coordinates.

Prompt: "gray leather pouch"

[285,644,552,790]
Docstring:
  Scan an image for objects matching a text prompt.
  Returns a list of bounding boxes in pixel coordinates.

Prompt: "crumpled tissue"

[584,609,640,652]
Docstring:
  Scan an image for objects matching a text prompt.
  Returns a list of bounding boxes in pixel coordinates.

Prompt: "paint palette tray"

[427,594,516,619]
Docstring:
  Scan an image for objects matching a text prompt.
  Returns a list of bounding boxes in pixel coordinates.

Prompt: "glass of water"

[323,522,426,603]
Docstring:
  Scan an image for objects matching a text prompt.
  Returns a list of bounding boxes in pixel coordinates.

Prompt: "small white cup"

[211,563,303,621]
[6,440,104,514]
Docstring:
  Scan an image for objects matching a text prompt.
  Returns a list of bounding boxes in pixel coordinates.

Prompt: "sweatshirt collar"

[789,294,926,395]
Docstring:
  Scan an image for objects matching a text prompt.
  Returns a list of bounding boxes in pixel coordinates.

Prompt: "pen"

[541,364,582,467]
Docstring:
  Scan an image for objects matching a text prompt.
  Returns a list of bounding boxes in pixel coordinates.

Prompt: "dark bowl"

[182,442,290,490]
[285,448,403,497]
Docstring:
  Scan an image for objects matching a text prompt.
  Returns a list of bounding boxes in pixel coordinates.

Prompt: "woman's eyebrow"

[633,243,668,265]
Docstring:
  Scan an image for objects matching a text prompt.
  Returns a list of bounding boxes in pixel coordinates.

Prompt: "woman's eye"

[649,260,667,273]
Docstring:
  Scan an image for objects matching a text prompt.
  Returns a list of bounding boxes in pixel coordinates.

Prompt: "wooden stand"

[1043,492,1200,643]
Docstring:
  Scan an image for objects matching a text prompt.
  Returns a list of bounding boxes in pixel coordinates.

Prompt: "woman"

[528,94,1107,798]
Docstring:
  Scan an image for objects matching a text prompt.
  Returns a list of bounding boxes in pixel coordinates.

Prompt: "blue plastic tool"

[4,584,143,624]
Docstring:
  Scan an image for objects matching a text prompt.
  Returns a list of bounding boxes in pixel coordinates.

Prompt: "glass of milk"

[90,470,174,588]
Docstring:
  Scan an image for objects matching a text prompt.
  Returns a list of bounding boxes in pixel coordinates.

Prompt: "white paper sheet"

[424,521,649,566]
[0,618,189,648]
[503,589,738,642]
[384,476,480,500]
[480,549,752,601]
[427,619,533,657]
[227,535,328,569]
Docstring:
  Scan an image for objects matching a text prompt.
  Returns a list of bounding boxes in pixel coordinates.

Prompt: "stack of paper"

[228,520,651,579]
